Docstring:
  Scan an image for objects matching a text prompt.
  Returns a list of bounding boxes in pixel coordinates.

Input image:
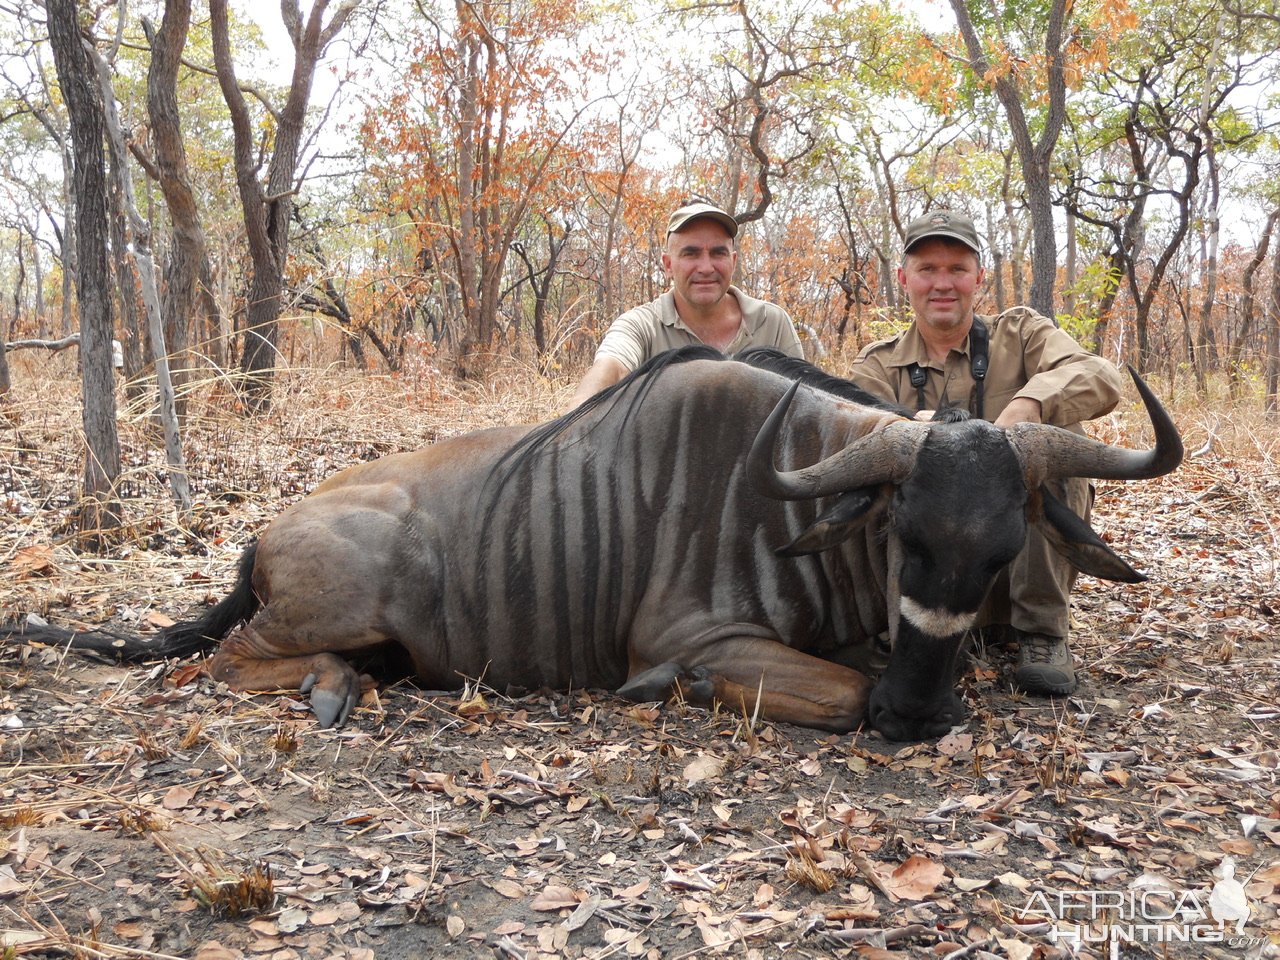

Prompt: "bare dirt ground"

[0,354,1278,960]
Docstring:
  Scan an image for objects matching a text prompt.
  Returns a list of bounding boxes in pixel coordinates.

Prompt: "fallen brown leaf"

[530,884,581,911]
[884,855,945,901]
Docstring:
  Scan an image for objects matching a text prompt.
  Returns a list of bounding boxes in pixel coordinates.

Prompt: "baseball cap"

[666,200,739,239]
[903,210,981,256]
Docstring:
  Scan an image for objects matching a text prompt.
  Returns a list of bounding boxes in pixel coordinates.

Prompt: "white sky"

[230,0,294,82]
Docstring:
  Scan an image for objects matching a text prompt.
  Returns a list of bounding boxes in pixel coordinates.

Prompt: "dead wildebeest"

[3,346,1182,740]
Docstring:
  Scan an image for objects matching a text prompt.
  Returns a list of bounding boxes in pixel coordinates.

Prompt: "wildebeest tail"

[1,542,261,663]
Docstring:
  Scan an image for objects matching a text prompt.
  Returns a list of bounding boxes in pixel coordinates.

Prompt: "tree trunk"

[210,0,360,409]
[199,254,225,367]
[949,0,1067,319]
[58,146,77,338]
[1087,246,1125,356]
[1063,210,1078,320]
[46,0,122,543]
[1001,152,1022,306]
[109,182,147,392]
[986,199,1006,314]
[86,27,191,510]
[1195,141,1221,389]
[1230,209,1279,396]
[453,16,483,372]
[33,231,47,340]
[0,266,11,397]
[1267,227,1280,414]
[141,4,216,417]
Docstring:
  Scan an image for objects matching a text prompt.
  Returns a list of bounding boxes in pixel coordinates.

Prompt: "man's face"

[662,219,736,312]
[896,238,986,334]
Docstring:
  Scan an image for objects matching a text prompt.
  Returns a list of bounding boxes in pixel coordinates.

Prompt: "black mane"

[734,347,913,417]
[482,345,725,510]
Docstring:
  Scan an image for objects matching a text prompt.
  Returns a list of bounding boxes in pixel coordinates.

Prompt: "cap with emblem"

[903,210,981,256]
[666,200,739,239]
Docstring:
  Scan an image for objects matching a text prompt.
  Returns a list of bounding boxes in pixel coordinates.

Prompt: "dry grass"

[0,350,569,624]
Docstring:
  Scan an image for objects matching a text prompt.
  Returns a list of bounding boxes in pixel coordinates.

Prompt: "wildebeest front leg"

[207,625,375,728]
[626,637,873,733]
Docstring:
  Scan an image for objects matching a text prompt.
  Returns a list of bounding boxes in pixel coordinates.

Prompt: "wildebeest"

[5,347,1182,740]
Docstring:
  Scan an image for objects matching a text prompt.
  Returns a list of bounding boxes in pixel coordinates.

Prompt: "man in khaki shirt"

[569,200,803,407]
[852,210,1124,695]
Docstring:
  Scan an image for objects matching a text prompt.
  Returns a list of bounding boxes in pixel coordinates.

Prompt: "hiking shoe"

[1014,631,1077,695]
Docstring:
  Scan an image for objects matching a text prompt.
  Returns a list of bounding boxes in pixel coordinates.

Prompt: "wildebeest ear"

[778,488,882,556]
[1037,484,1145,583]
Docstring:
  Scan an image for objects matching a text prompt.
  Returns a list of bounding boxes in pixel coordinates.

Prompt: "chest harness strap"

[906,316,989,419]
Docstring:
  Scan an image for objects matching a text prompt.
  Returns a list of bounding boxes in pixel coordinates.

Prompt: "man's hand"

[994,397,1043,428]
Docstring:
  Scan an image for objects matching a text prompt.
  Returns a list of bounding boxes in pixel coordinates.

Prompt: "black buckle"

[970,316,989,381]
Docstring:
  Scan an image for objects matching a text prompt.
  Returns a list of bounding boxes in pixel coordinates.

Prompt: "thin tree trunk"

[453,16,482,371]
[949,0,1067,318]
[1087,247,1125,355]
[142,4,222,417]
[109,183,147,391]
[1230,209,1279,396]
[47,0,123,543]
[1266,227,1280,414]
[0,256,11,396]
[1064,210,1078,320]
[86,33,191,510]
[33,232,47,339]
[11,232,25,342]
[987,199,1005,314]
[1195,143,1221,391]
[1001,153,1023,306]
[210,0,359,408]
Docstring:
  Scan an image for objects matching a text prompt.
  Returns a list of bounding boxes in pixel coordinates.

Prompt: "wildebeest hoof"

[619,661,692,703]
[685,665,715,701]
[300,672,359,728]
[867,688,966,742]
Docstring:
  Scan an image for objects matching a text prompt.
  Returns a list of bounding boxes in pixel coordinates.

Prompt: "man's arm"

[1004,309,1123,426]
[568,355,629,409]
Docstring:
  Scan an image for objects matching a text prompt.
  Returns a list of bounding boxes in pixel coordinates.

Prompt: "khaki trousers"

[978,476,1091,639]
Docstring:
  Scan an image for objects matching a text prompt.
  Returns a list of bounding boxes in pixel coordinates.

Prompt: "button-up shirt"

[850,306,1123,428]
[595,286,803,372]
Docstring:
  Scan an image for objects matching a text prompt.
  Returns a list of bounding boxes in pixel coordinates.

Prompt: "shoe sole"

[1014,667,1077,696]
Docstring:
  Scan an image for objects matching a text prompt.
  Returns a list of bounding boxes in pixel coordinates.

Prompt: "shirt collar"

[884,318,979,369]
[659,286,755,333]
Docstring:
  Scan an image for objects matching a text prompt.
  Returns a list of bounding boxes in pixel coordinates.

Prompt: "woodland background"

[1,4,1279,958]
[1,0,1279,527]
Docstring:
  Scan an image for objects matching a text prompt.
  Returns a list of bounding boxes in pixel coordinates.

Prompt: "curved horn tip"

[1125,365,1167,411]
[1125,364,1185,471]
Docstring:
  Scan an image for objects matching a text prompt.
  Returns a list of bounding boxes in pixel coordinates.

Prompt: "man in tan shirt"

[569,200,803,407]
[852,210,1124,695]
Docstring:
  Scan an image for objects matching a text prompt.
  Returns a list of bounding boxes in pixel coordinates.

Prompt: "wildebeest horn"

[1008,366,1184,484]
[747,381,927,500]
